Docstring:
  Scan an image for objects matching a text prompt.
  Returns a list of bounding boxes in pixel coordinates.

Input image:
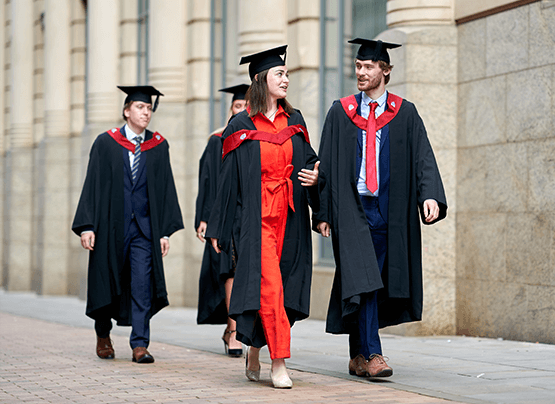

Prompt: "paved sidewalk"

[1,291,554,403]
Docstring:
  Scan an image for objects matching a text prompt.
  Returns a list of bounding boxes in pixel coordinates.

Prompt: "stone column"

[36,0,72,295]
[0,1,6,288]
[84,0,120,153]
[77,0,120,298]
[6,0,34,291]
[237,0,287,69]
[68,0,87,297]
[149,0,188,306]
[381,0,458,335]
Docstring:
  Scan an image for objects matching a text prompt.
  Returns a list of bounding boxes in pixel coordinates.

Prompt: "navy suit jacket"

[122,127,152,240]
[355,92,390,223]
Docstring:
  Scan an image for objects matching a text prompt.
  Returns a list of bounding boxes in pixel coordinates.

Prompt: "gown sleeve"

[72,137,102,236]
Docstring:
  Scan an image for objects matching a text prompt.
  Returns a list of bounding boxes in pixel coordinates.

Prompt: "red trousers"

[259,139,294,360]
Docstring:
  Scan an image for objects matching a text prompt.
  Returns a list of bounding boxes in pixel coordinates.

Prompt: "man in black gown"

[72,86,183,363]
[314,39,447,377]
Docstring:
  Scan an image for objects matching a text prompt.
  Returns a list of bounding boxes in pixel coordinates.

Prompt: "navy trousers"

[95,219,153,349]
[349,195,387,359]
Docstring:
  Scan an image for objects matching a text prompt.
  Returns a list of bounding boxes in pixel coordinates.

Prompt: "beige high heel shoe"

[245,348,260,382]
[270,369,292,388]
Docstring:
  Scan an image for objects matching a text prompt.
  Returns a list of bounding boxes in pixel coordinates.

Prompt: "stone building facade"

[1,0,553,344]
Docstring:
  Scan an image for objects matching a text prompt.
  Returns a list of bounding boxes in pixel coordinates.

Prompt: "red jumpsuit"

[252,106,294,360]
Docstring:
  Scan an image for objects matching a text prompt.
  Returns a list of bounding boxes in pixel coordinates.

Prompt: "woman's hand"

[299,161,320,187]
[317,221,330,238]
[211,238,221,254]
[196,221,207,242]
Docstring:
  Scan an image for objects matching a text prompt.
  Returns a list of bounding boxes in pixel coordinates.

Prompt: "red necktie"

[365,102,378,193]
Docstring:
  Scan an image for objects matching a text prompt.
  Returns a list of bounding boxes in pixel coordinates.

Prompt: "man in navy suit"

[73,86,183,363]
[315,39,447,377]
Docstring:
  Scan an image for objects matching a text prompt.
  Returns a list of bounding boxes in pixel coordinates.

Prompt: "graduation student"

[206,45,320,388]
[72,86,184,364]
[195,84,248,357]
[314,38,447,378]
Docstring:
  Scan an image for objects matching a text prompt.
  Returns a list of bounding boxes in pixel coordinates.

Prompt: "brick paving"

[0,312,463,403]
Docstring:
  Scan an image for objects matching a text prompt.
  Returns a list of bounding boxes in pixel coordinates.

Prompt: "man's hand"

[196,221,207,242]
[299,161,320,187]
[80,232,95,251]
[423,199,439,223]
[160,238,170,257]
[211,238,221,254]
[317,221,330,238]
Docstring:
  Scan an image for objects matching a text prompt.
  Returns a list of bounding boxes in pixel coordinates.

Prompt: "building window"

[318,0,387,263]
[137,0,149,84]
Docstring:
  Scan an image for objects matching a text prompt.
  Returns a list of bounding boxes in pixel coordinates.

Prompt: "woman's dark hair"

[245,68,295,118]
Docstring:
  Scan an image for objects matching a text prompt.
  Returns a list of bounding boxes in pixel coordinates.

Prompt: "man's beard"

[357,75,381,92]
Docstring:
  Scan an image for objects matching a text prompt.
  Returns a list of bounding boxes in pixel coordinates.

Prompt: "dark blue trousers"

[95,219,153,349]
[349,196,387,359]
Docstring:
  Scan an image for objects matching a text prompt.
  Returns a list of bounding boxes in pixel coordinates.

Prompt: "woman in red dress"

[207,45,319,388]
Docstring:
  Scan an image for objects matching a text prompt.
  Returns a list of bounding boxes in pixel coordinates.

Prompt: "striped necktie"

[132,136,141,183]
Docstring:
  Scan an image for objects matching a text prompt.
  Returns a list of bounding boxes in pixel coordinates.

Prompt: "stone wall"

[456,1,555,343]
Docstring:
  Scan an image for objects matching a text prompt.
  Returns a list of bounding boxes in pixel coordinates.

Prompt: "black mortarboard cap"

[348,38,401,65]
[117,85,164,112]
[239,45,288,80]
[219,84,250,102]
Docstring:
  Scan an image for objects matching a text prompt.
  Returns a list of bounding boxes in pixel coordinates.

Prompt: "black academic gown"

[314,94,447,334]
[206,109,319,348]
[72,128,184,325]
[195,133,232,325]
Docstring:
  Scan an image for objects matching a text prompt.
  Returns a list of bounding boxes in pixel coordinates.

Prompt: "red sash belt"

[262,164,295,213]
[222,124,309,159]
[107,127,165,152]
[339,93,403,131]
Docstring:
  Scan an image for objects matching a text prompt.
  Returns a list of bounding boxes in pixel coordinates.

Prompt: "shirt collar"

[124,124,145,142]
[361,90,388,109]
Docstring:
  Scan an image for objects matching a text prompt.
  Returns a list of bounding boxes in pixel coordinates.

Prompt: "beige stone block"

[421,275,456,335]
[458,18,486,82]
[506,66,553,142]
[6,242,32,291]
[457,75,506,147]
[187,61,211,100]
[456,212,506,282]
[309,266,334,320]
[287,20,319,71]
[435,148,456,211]
[401,25,457,46]
[406,84,457,150]
[406,44,456,84]
[505,213,554,288]
[457,147,486,213]
[484,143,528,212]
[486,6,528,77]
[40,246,69,295]
[524,285,554,343]
[528,138,555,212]
[422,214,455,280]
[529,2,555,68]
[288,0,319,20]
[44,164,70,191]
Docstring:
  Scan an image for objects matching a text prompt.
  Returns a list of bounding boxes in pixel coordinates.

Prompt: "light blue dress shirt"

[357,90,388,197]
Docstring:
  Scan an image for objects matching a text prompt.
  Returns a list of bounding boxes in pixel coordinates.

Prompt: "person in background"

[72,85,184,364]
[207,45,320,388]
[195,84,249,357]
[315,38,447,378]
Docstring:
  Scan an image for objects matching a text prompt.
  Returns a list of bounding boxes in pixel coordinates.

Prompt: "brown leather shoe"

[348,354,369,376]
[132,347,155,364]
[96,337,114,359]
[367,354,393,377]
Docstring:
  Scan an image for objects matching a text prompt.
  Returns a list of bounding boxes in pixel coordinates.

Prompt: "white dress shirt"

[357,90,388,197]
